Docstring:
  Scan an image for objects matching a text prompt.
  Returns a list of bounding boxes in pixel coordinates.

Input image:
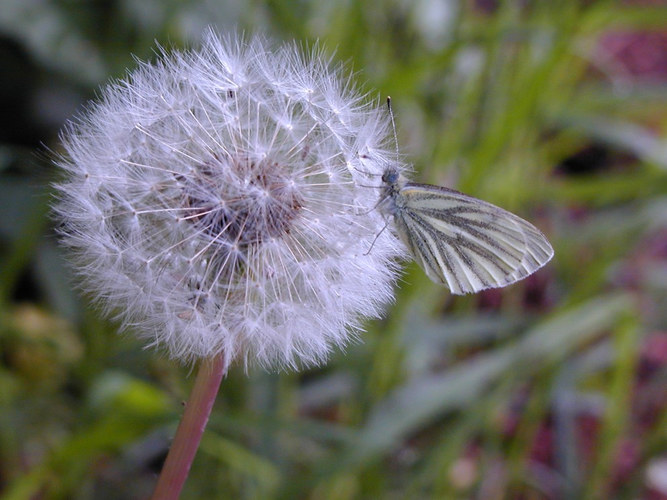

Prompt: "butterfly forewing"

[393,182,553,295]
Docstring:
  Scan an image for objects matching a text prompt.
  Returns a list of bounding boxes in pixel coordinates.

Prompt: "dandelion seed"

[53,30,405,370]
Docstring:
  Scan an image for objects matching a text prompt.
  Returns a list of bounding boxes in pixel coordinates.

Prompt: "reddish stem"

[151,353,228,500]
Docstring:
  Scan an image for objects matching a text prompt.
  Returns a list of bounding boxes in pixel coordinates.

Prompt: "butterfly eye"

[382,169,399,184]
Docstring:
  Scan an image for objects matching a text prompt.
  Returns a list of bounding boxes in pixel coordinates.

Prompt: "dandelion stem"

[151,353,228,500]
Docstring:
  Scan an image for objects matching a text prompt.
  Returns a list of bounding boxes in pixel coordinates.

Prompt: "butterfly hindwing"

[393,182,553,295]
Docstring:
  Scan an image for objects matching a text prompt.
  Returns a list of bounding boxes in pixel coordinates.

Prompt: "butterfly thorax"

[379,168,409,216]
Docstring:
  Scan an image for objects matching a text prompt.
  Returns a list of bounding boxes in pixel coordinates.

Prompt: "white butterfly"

[378,168,554,295]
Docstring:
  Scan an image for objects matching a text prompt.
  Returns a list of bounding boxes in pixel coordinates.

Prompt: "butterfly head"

[381,168,400,185]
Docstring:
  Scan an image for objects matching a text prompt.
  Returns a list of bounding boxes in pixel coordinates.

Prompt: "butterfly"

[378,167,554,295]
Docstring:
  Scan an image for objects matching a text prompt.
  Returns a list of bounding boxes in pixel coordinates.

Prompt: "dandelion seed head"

[54,30,406,370]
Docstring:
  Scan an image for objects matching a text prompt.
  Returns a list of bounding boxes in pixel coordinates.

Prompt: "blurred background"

[0,1,665,499]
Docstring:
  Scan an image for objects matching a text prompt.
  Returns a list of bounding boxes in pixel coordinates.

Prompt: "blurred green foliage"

[1,1,666,499]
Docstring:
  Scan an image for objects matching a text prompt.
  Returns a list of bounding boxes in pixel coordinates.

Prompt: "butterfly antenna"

[387,96,399,163]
